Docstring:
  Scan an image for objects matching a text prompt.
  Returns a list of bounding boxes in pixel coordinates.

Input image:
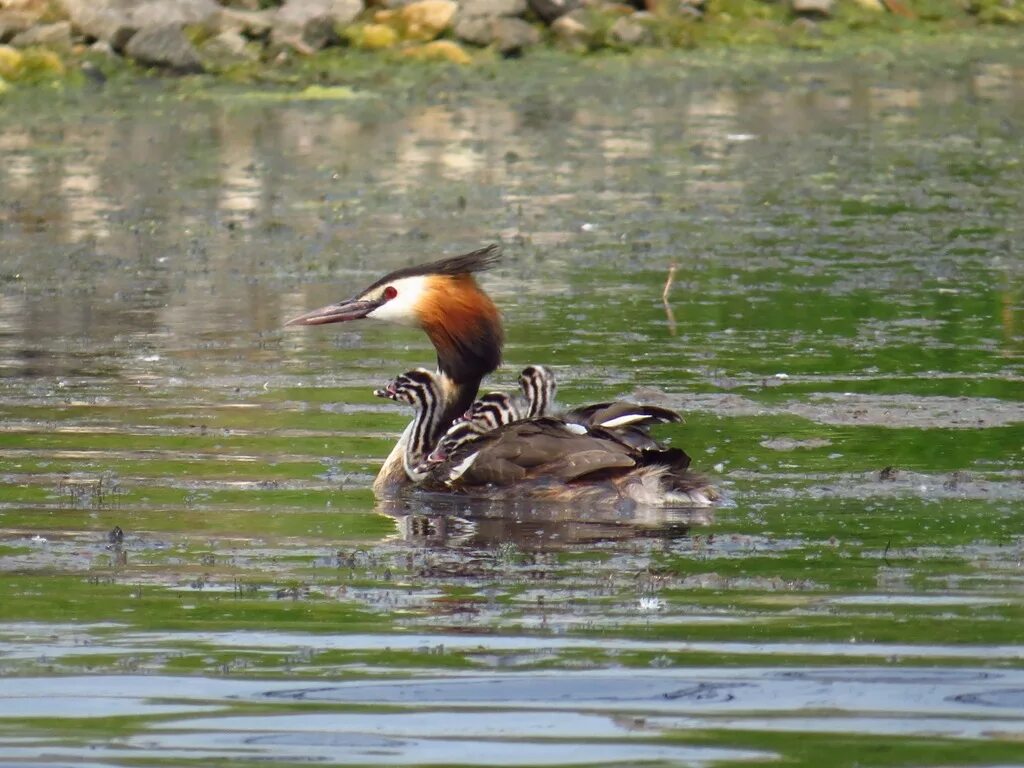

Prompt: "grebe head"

[422,419,486,467]
[373,368,440,408]
[518,364,556,419]
[462,391,521,429]
[288,245,504,386]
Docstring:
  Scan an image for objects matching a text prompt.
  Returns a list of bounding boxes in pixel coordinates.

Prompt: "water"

[1,40,1023,766]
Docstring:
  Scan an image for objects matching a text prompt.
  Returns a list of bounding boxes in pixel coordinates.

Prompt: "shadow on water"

[1,40,1024,767]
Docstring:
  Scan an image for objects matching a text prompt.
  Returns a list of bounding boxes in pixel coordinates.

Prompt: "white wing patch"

[599,414,649,428]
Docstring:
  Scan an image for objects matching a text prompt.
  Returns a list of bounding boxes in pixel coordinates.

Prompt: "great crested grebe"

[288,245,716,506]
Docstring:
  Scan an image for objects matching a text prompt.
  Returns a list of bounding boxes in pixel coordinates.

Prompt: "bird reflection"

[376,495,712,550]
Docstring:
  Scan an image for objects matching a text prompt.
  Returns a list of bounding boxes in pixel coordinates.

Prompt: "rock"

[491,16,539,52]
[275,0,364,27]
[0,45,23,79]
[455,16,539,52]
[10,21,74,50]
[402,38,471,63]
[200,29,257,64]
[527,0,583,23]
[89,39,117,57]
[124,23,204,72]
[458,0,528,17]
[399,0,457,40]
[791,0,834,17]
[299,14,339,49]
[609,12,652,45]
[454,0,532,49]
[131,0,222,30]
[0,11,38,43]
[272,0,363,50]
[550,9,589,46]
[58,0,137,50]
[453,16,491,43]
[215,7,274,38]
[352,22,398,48]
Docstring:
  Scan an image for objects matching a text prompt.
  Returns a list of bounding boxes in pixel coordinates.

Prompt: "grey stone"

[215,7,275,38]
[275,0,363,28]
[124,23,204,72]
[527,0,583,23]
[791,0,834,17]
[10,21,74,50]
[458,0,528,18]
[131,0,222,30]
[59,0,139,50]
[200,29,258,64]
[550,9,588,45]
[271,0,363,50]
[490,16,540,51]
[89,39,118,57]
[454,16,492,44]
[609,12,652,46]
[455,15,539,51]
[0,11,37,43]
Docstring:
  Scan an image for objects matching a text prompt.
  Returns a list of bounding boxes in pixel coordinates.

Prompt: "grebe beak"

[286,297,383,326]
[373,382,398,399]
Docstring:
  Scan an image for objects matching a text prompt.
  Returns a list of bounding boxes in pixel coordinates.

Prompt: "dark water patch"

[951,689,1024,709]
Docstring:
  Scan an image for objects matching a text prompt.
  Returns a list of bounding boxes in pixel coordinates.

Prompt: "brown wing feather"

[543,449,636,481]
[444,419,641,487]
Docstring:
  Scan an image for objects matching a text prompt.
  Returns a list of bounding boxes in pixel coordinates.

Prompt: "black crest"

[364,244,502,294]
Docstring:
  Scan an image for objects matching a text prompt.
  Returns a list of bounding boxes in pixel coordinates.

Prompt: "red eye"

[383,286,398,300]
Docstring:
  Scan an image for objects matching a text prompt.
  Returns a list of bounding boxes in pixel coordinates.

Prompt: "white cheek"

[366,275,428,326]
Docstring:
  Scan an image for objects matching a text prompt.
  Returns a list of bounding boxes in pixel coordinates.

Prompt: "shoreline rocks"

[0,0,1018,88]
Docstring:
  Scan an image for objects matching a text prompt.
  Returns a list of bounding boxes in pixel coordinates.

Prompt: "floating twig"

[662,262,678,336]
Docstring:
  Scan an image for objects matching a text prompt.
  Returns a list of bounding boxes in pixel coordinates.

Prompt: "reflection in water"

[377,495,712,549]
[0,58,1020,379]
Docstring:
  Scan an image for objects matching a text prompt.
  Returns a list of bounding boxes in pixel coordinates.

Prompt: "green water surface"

[0,37,1022,768]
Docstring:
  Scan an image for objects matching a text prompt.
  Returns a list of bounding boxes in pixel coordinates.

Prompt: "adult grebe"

[288,245,716,506]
